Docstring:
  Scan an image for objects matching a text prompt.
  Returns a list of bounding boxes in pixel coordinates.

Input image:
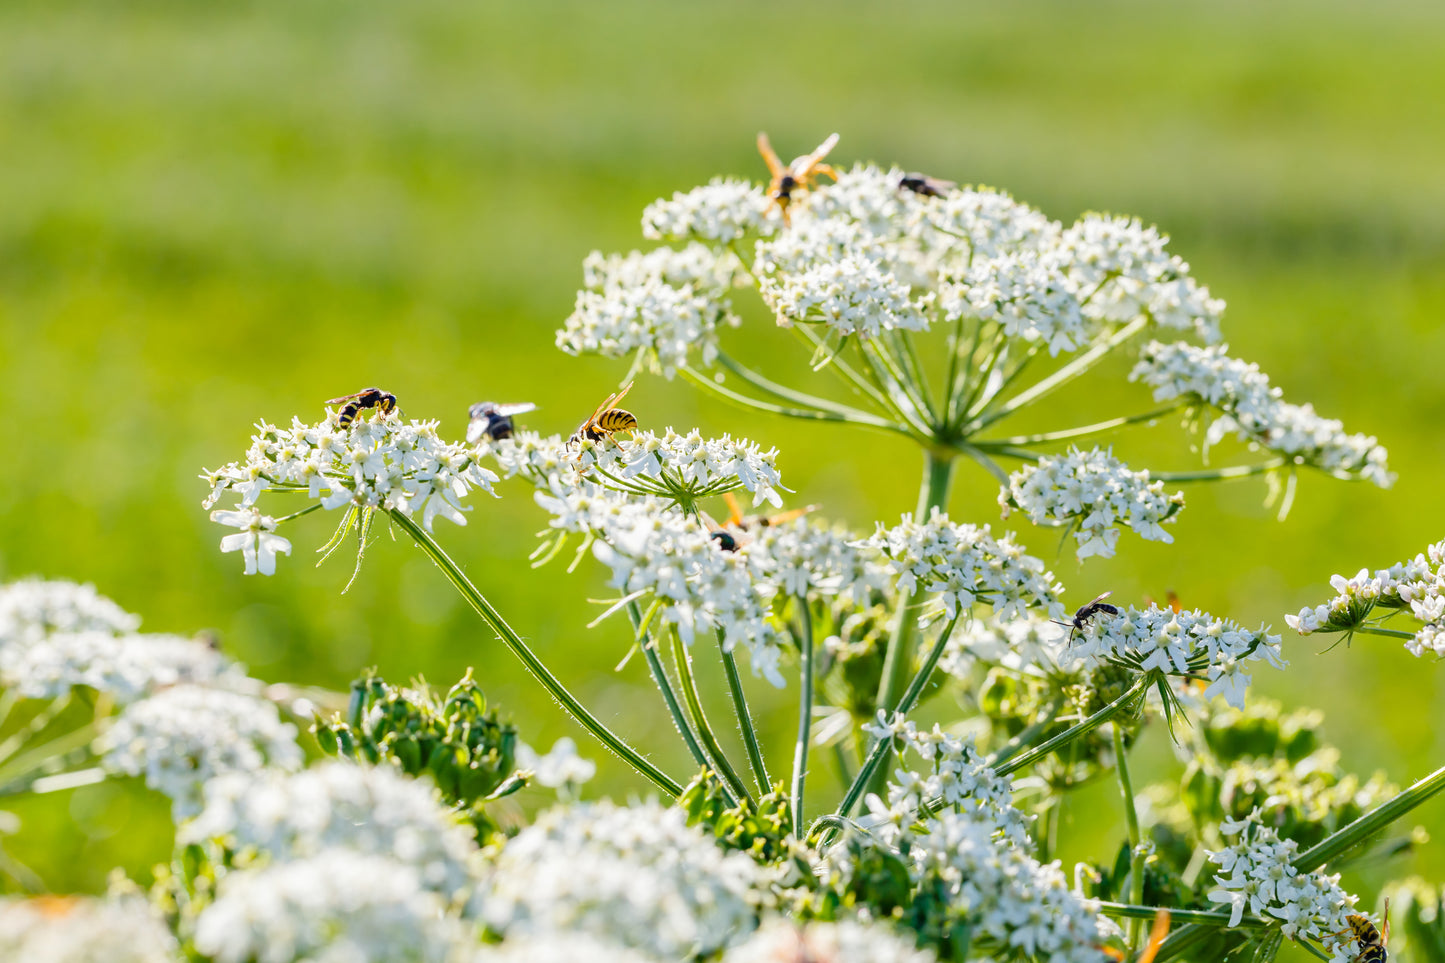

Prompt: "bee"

[568,382,638,448]
[898,172,956,198]
[466,401,538,443]
[1102,909,1170,963]
[1335,901,1389,963]
[757,132,841,220]
[1051,591,1121,642]
[705,493,817,552]
[327,387,398,428]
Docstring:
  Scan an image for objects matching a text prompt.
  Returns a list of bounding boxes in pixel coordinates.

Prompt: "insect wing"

[1088,591,1114,606]
[326,388,376,405]
[756,131,787,179]
[492,402,537,417]
[792,132,840,174]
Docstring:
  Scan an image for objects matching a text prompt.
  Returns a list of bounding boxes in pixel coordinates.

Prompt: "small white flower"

[0,631,239,704]
[0,896,180,963]
[211,508,292,576]
[0,578,139,657]
[642,177,776,244]
[516,737,596,791]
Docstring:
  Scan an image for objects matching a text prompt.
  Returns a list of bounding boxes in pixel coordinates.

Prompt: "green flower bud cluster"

[679,768,793,864]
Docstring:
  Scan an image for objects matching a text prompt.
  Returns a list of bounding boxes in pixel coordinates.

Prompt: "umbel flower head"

[0,578,139,655]
[1286,538,1445,657]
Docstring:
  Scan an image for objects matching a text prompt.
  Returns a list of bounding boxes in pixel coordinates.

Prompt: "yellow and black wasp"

[1101,909,1170,963]
[327,387,398,428]
[1335,901,1389,963]
[757,132,840,221]
[466,401,538,443]
[568,382,638,448]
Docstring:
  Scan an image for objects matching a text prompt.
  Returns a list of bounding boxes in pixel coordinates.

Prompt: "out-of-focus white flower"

[99,684,302,819]
[1000,447,1185,559]
[939,613,1085,681]
[943,250,1091,355]
[193,850,466,963]
[0,578,139,656]
[1131,340,1392,487]
[182,762,479,897]
[516,737,596,791]
[723,917,938,963]
[865,507,1066,623]
[1066,603,1285,709]
[0,631,239,704]
[642,177,776,244]
[1286,539,1445,658]
[0,896,180,963]
[1206,811,1361,957]
[472,934,656,963]
[480,800,762,959]
[748,517,890,604]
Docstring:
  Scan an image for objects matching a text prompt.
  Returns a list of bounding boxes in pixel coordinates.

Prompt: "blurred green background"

[2,0,1443,933]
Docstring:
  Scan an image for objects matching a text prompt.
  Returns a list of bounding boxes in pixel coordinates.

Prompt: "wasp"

[757,132,841,220]
[706,492,816,552]
[1102,909,1170,963]
[466,401,538,444]
[568,382,638,448]
[327,388,398,428]
[1334,901,1389,963]
[898,172,956,198]
[1052,591,1120,642]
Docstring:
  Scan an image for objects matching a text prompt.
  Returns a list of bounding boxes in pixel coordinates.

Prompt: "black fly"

[1053,591,1120,642]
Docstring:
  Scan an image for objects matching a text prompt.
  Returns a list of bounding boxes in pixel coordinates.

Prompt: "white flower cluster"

[98,684,302,819]
[193,849,466,963]
[1066,603,1285,708]
[642,177,776,244]
[1206,812,1361,960]
[866,508,1065,623]
[723,918,938,963]
[759,250,932,337]
[1286,539,1445,657]
[202,410,500,575]
[182,762,480,897]
[1131,340,1392,487]
[0,896,180,963]
[0,578,139,657]
[479,800,762,960]
[576,428,785,509]
[747,516,890,603]
[861,716,1029,847]
[820,809,1109,962]
[475,933,657,963]
[939,613,1085,681]
[559,244,742,378]
[516,737,596,791]
[922,186,1059,261]
[1000,447,1185,560]
[1059,215,1225,340]
[0,630,239,704]
[941,250,1089,356]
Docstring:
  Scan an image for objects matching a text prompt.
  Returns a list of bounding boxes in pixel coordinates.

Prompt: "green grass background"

[2,0,1443,935]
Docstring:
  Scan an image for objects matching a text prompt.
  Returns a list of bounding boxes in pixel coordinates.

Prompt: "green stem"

[857,337,934,435]
[837,614,962,819]
[995,673,1151,777]
[713,350,888,423]
[791,596,815,835]
[389,509,682,797]
[678,365,903,434]
[669,627,752,806]
[985,699,1063,768]
[985,405,1183,447]
[719,634,771,793]
[1154,459,1286,483]
[0,693,72,765]
[627,602,710,773]
[1094,901,1270,929]
[1294,761,1445,872]
[967,316,1149,433]
[791,325,900,417]
[1352,625,1417,640]
[1113,722,1145,949]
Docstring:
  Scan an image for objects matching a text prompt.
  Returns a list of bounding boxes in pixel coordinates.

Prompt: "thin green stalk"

[791,325,899,417]
[719,633,771,793]
[1154,459,1286,483]
[1113,722,1145,949]
[985,405,1183,447]
[0,693,72,765]
[889,330,939,423]
[389,509,682,797]
[677,365,882,428]
[967,316,1149,433]
[995,673,1151,777]
[791,596,815,835]
[1352,625,1417,640]
[968,341,1043,419]
[1094,901,1270,929]
[713,350,892,424]
[0,720,102,788]
[857,338,934,435]
[837,614,961,819]
[1295,761,1445,872]
[627,602,710,774]
[985,698,1063,768]
[955,326,1008,423]
[669,627,752,806]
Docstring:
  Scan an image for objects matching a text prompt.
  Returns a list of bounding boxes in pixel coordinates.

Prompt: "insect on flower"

[704,493,816,553]
[327,387,398,428]
[466,401,538,443]
[1053,591,1121,642]
[1102,909,1170,963]
[1334,900,1389,963]
[567,382,638,449]
[756,131,840,220]
[898,171,956,197]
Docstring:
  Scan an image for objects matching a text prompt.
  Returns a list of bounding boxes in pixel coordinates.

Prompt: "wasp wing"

[492,402,538,416]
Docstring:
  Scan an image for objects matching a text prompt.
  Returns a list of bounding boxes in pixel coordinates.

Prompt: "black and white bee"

[466,401,538,443]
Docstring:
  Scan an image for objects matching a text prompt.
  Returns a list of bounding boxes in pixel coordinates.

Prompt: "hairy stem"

[719,633,772,793]
[627,602,710,773]
[390,509,682,796]
[1113,722,1145,949]
[670,627,752,806]
[995,673,1151,777]
[791,596,815,835]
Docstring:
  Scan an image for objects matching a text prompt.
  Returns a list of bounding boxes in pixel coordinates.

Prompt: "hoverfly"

[1334,900,1389,963]
[1052,591,1120,642]
[706,492,816,553]
[898,172,956,198]
[327,387,398,428]
[568,382,638,448]
[757,132,841,221]
[466,401,538,443]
